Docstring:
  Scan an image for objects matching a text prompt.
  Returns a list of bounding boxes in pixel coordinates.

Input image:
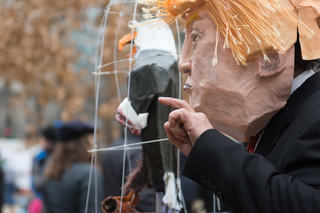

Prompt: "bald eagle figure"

[115,19,182,211]
[116,19,178,135]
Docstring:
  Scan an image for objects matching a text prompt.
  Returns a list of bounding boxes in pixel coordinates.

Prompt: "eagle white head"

[118,19,177,60]
[116,19,178,135]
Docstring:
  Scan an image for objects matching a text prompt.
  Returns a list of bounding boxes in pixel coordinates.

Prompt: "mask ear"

[258,46,295,77]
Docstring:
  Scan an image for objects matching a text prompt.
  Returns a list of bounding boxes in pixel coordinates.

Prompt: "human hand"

[159,97,213,156]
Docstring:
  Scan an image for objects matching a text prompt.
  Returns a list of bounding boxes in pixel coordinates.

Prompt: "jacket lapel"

[254,111,281,157]
[255,71,320,157]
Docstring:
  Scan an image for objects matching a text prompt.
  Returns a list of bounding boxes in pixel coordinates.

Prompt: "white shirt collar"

[290,70,315,95]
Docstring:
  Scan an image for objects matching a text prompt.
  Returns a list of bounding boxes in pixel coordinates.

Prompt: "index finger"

[158,97,195,112]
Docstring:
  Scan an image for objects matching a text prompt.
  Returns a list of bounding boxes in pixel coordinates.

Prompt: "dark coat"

[181,71,320,213]
[43,162,103,213]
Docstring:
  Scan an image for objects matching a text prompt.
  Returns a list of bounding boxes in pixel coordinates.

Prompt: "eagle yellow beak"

[118,31,138,51]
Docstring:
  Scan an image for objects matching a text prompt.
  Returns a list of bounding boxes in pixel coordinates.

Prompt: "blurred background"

[0,0,122,143]
[0,0,189,212]
[0,0,129,212]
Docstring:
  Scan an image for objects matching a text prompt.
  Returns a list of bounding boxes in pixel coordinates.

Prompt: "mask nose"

[178,60,192,75]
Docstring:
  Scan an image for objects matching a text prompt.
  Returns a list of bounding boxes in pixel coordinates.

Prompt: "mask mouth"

[115,97,149,135]
[183,83,192,93]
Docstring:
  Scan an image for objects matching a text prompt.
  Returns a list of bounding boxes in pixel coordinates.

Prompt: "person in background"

[155,0,320,212]
[31,125,57,199]
[43,120,103,213]
[28,124,58,213]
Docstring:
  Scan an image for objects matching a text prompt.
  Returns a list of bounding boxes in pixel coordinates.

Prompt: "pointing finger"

[158,97,195,112]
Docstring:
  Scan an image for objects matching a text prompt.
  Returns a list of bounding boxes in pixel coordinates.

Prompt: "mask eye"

[193,35,198,42]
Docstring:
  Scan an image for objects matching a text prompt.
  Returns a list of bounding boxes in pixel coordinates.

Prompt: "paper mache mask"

[139,0,320,142]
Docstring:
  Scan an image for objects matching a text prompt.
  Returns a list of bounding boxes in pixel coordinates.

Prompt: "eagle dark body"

[125,49,179,192]
[129,49,179,114]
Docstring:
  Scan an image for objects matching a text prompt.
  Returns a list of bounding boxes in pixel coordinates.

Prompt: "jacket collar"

[255,71,320,157]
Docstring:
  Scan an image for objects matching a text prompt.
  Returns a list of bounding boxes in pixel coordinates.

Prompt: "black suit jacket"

[182,71,320,213]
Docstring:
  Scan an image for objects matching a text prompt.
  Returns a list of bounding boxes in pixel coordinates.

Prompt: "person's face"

[179,7,295,142]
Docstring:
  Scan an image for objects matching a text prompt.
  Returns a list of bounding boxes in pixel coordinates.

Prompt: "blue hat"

[57,121,94,142]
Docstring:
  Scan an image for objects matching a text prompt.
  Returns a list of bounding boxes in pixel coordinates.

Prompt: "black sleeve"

[181,125,320,213]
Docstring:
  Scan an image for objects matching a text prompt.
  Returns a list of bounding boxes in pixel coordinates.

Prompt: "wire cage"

[86,0,186,212]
